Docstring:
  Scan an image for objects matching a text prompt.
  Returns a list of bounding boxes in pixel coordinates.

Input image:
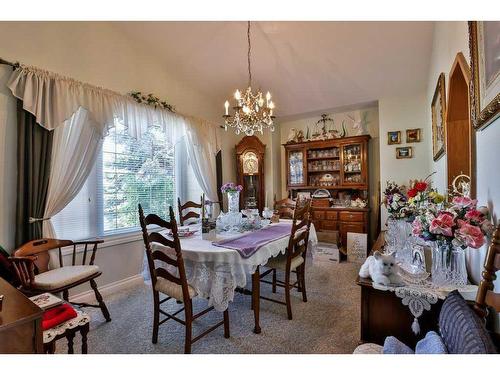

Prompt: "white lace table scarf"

[394,286,439,335]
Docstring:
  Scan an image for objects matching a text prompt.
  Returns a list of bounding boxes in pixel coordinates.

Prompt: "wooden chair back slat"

[155,267,182,285]
[139,204,191,301]
[274,194,296,219]
[285,200,312,262]
[152,250,179,268]
[14,238,74,273]
[474,224,500,318]
[148,232,177,250]
[178,194,204,226]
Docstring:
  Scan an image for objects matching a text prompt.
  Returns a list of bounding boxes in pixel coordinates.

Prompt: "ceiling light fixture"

[223,21,276,136]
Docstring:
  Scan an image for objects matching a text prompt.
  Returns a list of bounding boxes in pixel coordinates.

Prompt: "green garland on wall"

[129,91,175,112]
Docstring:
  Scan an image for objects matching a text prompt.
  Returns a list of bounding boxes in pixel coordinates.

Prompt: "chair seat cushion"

[34,265,100,290]
[266,254,304,271]
[353,343,383,354]
[155,277,197,301]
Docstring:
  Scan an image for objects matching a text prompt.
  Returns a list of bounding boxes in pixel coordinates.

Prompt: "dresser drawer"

[325,211,338,220]
[339,211,364,222]
[313,210,325,220]
[321,220,338,231]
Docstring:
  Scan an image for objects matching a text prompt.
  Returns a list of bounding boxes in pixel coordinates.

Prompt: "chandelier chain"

[247,21,252,87]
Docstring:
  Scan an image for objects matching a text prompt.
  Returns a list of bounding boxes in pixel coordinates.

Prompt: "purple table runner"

[212,223,292,259]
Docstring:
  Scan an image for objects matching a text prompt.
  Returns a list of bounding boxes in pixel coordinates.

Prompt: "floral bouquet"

[411,196,492,249]
[220,182,243,194]
[407,174,445,212]
[382,181,411,219]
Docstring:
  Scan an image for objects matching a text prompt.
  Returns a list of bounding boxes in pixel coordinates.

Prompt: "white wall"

[0,22,222,299]
[378,93,432,226]
[425,22,500,302]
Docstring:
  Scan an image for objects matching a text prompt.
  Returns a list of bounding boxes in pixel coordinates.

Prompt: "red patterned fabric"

[42,303,77,330]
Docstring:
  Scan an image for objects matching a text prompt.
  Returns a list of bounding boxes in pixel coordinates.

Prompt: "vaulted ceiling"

[114,21,434,119]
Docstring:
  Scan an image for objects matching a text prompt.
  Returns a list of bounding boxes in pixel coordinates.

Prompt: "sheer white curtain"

[42,107,103,238]
[183,116,219,203]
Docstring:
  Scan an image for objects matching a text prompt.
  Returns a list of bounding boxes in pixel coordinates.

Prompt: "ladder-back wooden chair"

[177,194,204,226]
[138,204,229,354]
[474,223,500,320]
[273,194,296,219]
[10,238,111,321]
[258,200,312,320]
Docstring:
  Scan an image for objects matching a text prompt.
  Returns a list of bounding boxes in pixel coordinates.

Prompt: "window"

[102,122,174,233]
[52,120,184,240]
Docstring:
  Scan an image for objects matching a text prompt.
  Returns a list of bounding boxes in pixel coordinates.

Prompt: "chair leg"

[90,279,111,322]
[272,269,277,293]
[152,291,160,344]
[285,268,293,320]
[81,323,89,354]
[63,290,69,302]
[223,309,230,338]
[184,299,193,354]
[300,264,307,303]
[296,269,302,292]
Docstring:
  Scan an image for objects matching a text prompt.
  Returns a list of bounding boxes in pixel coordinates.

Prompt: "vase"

[386,218,413,264]
[431,240,467,287]
[227,191,240,213]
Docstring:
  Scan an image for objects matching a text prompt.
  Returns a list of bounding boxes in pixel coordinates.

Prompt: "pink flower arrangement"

[411,195,492,249]
[429,212,454,237]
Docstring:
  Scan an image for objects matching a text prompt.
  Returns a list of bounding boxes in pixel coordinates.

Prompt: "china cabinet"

[284,135,371,249]
[236,136,266,212]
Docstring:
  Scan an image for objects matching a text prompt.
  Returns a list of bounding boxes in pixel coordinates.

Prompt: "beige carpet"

[57,258,361,354]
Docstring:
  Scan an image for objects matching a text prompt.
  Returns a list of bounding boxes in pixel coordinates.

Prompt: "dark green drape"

[15,100,54,248]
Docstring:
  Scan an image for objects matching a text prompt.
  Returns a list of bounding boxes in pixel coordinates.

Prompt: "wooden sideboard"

[283,135,371,249]
[311,205,369,249]
[0,278,43,353]
[357,276,443,348]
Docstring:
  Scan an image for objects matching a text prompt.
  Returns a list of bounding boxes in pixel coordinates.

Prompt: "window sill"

[60,229,144,257]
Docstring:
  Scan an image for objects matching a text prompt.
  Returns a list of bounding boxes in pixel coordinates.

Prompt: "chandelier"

[223,21,275,136]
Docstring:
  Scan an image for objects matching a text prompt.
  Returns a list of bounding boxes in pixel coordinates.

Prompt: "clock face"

[242,151,259,175]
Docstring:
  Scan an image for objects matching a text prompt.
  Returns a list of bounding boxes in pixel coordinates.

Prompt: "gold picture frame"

[406,128,421,143]
[431,73,446,161]
[387,131,401,145]
[396,146,413,159]
[469,21,500,130]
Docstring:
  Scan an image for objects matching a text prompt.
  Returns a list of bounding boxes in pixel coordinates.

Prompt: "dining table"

[151,219,318,334]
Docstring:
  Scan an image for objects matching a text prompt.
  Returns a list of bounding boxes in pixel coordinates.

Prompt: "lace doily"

[395,286,438,335]
[43,310,90,343]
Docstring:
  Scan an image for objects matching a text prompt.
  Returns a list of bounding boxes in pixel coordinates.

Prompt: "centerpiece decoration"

[217,183,244,232]
[411,196,493,287]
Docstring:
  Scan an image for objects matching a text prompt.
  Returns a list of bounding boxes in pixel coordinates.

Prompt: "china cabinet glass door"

[288,149,305,186]
[342,143,364,185]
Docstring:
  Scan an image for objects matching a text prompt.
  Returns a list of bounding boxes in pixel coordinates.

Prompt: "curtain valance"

[7,64,218,147]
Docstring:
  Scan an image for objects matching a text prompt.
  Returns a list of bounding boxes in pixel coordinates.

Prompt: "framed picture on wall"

[469,21,500,130]
[396,146,413,159]
[406,128,421,143]
[387,131,401,145]
[431,73,446,161]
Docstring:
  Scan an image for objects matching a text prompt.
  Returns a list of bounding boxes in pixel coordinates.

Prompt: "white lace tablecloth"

[152,221,318,311]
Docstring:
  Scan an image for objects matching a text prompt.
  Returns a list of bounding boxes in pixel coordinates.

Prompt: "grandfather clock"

[235,136,266,212]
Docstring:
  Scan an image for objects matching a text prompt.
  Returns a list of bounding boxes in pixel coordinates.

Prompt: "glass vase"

[386,218,413,264]
[227,191,240,214]
[431,240,467,287]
